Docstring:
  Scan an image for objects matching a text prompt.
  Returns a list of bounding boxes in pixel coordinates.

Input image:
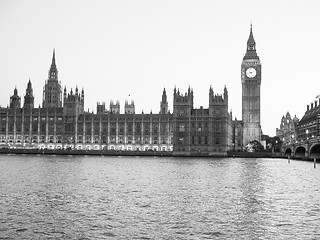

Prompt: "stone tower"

[10,87,21,109]
[172,87,193,153]
[63,87,84,116]
[42,49,62,108]
[23,79,34,109]
[160,88,169,114]
[110,100,120,114]
[241,24,262,145]
[125,100,135,114]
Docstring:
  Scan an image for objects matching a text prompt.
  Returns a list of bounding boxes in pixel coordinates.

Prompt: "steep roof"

[299,104,320,125]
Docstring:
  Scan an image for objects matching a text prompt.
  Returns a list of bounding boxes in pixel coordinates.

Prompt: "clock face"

[246,67,256,78]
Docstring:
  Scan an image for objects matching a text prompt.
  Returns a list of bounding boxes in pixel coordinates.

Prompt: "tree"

[246,140,264,152]
[265,136,282,152]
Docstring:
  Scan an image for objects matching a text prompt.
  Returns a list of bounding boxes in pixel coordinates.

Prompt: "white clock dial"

[246,67,256,78]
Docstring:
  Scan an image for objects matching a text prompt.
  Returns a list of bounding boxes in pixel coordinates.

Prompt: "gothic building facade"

[0,26,261,154]
[296,99,320,140]
[276,112,299,145]
[172,86,232,155]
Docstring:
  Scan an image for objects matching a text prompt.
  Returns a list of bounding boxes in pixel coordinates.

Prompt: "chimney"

[307,105,310,111]
[315,101,318,107]
[311,103,314,109]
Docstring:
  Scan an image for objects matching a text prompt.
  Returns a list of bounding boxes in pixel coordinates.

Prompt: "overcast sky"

[0,0,320,136]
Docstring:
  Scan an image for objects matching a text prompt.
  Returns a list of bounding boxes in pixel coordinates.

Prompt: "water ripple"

[1,156,320,239]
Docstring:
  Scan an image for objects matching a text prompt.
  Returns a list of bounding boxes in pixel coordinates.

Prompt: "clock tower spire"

[244,24,259,60]
[241,24,262,146]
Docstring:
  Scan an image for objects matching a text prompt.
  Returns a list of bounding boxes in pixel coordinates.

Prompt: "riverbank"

[1,148,319,163]
[0,148,172,157]
[0,148,286,158]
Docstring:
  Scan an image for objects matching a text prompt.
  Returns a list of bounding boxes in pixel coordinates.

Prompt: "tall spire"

[49,49,58,80]
[43,50,62,108]
[160,87,168,114]
[27,78,32,92]
[243,24,259,60]
[247,23,255,45]
[24,79,34,108]
[26,78,33,94]
[52,49,56,66]
[162,88,167,103]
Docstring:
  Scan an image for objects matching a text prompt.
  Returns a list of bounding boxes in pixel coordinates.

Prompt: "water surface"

[0,155,319,239]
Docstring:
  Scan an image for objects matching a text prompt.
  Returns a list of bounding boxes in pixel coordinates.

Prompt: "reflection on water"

[0,155,320,239]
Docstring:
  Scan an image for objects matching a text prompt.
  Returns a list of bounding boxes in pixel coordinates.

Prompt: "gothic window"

[179,124,185,132]
[153,136,158,144]
[109,136,115,143]
[77,135,83,143]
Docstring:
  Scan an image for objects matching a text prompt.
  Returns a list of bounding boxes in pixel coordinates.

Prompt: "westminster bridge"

[282,137,320,159]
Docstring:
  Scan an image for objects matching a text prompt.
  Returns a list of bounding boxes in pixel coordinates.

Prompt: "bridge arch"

[310,143,320,159]
[295,146,306,158]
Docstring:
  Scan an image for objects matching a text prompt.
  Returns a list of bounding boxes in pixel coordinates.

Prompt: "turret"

[125,100,135,114]
[173,87,193,117]
[81,88,84,101]
[110,100,120,114]
[224,85,228,104]
[209,86,228,116]
[160,88,169,114]
[63,87,84,116]
[10,87,21,109]
[97,102,106,114]
[23,79,34,108]
[64,86,67,99]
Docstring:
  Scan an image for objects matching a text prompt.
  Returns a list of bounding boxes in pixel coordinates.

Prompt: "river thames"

[0,155,319,239]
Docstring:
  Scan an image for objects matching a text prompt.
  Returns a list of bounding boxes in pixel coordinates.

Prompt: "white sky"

[0,0,320,136]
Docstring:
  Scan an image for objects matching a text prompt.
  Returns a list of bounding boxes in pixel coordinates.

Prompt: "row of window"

[0,135,172,144]
[177,136,220,145]
[178,123,225,132]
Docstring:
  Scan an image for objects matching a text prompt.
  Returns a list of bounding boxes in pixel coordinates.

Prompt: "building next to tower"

[0,26,261,154]
[240,24,262,146]
[172,86,232,155]
[276,112,299,145]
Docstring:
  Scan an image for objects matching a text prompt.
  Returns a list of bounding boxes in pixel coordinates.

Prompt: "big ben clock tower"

[241,24,261,146]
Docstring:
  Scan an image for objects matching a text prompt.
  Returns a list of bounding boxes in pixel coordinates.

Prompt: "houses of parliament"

[0,26,262,155]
